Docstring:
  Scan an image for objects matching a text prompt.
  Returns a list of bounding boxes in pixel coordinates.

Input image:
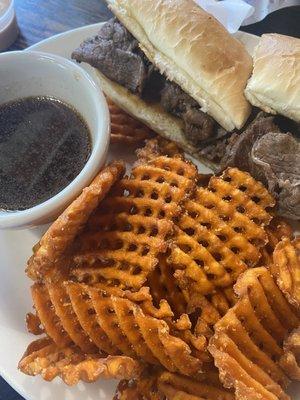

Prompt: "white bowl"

[0,50,110,229]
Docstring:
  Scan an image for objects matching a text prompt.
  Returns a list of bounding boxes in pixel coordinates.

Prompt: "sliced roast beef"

[72,18,147,95]
[220,112,280,173]
[251,132,300,220]
[160,81,215,144]
[221,112,300,220]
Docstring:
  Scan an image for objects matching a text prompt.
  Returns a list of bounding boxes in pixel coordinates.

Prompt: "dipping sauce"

[0,96,91,211]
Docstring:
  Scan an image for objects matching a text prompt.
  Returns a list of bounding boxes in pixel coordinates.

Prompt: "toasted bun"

[95,70,218,170]
[105,0,252,131]
[245,34,300,123]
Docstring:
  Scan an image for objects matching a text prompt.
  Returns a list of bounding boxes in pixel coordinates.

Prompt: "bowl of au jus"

[0,50,110,229]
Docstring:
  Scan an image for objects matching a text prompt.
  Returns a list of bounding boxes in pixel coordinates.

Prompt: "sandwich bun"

[245,33,300,123]
[105,0,253,131]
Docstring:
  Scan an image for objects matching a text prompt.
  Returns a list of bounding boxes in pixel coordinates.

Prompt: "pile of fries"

[19,139,300,399]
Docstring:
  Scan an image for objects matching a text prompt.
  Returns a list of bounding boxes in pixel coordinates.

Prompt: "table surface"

[1,1,300,399]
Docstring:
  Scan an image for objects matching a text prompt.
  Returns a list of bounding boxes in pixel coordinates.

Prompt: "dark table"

[1,1,300,399]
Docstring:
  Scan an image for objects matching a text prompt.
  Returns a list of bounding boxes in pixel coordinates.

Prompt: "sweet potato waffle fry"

[169,167,275,299]
[30,280,203,375]
[70,151,198,289]
[209,267,300,400]
[19,337,142,385]
[108,97,154,144]
[26,161,125,282]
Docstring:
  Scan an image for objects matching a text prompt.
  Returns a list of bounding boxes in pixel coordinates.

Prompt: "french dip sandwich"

[72,0,253,166]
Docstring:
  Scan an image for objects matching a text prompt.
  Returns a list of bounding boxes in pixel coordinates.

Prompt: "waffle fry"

[70,150,198,289]
[169,168,274,299]
[108,97,154,144]
[26,161,125,282]
[88,285,202,375]
[31,279,203,375]
[209,267,300,400]
[272,238,300,309]
[19,337,142,385]
[279,327,300,380]
[157,371,234,400]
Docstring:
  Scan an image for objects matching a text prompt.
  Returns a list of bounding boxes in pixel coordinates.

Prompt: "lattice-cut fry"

[65,281,120,355]
[271,238,300,309]
[71,215,173,290]
[31,278,175,357]
[32,282,100,353]
[36,280,203,375]
[157,371,234,400]
[19,337,142,385]
[260,217,294,266]
[84,285,203,376]
[279,327,300,381]
[168,167,274,301]
[70,150,198,289]
[209,267,300,400]
[26,161,125,282]
[108,97,154,144]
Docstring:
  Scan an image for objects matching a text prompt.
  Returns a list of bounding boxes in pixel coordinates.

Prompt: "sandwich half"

[72,0,253,167]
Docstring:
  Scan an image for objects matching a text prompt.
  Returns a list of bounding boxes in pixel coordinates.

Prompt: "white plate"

[0,23,299,400]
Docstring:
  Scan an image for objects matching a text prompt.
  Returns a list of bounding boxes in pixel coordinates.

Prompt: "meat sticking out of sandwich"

[72,18,224,146]
[71,0,253,161]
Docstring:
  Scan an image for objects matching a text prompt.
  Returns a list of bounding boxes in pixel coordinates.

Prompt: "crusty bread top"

[245,33,300,123]
[106,0,252,131]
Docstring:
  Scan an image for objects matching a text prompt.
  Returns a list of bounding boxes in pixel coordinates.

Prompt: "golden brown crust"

[26,161,125,282]
[106,0,252,130]
[245,34,300,122]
